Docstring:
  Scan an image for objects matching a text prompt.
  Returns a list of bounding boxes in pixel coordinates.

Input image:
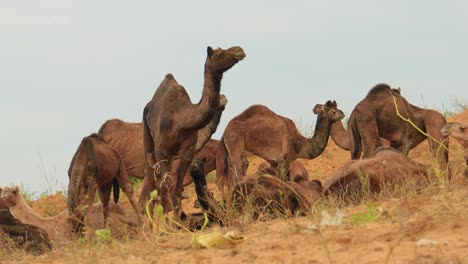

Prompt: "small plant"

[349,202,380,226]
[95,228,113,244]
[130,177,142,186]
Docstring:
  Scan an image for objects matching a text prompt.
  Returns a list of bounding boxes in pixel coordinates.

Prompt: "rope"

[392,95,467,168]
[152,159,171,188]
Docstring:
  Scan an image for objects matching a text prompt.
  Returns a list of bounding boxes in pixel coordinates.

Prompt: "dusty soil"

[4,110,468,264]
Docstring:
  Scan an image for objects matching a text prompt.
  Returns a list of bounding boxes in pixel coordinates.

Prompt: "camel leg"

[357,118,382,158]
[426,120,449,170]
[99,183,112,227]
[277,158,290,181]
[85,183,98,228]
[138,152,157,213]
[173,146,195,218]
[117,162,143,223]
[152,152,173,213]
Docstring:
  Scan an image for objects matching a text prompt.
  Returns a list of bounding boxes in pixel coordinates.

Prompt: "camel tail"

[143,104,156,168]
[112,178,120,203]
[349,116,362,159]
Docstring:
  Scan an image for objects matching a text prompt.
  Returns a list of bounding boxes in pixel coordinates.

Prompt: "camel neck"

[10,197,47,224]
[181,63,221,130]
[298,116,332,159]
[330,121,350,150]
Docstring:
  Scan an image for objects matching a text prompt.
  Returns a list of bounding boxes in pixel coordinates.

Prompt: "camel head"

[0,186,20,207]
[206,46,246,73]
[441,122,468,148]
[313,103,345,122]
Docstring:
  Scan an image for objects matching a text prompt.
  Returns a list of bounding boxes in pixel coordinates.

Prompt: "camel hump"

[366,83,392,98]
[165,73,174,80]
[88,133,104,142]
[98,119,125,133]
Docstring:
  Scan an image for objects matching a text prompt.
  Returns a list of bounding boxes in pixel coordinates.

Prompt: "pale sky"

[1,1,467,195]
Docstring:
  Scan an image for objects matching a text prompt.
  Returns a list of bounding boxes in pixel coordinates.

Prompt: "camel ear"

[207,46,214,57]
[313,104,324,114]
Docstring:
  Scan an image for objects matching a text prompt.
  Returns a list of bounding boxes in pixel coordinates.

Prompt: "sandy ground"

[4,110,468,264]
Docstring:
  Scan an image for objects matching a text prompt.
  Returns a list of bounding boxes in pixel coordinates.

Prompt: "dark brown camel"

[347,83,448,169]
[189,158,322,225]
[441,122,468,177]
[323,147,429,198]
[221,102,345,183]
[67,133,141,232]
[139,46,245,215]
[99,118,226,188]
[257,160,310,182]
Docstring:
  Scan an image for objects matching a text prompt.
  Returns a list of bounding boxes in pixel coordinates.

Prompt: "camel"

[221,102,345,183]
[441,122,468,176]
[257,160,310,182]
[67,133,141,232]
[346,84,448,169]
[189,158,322,225]
[138,46,245,215]
[1,186,138,242]
[98,118,227,188]
[323,147,429,198]
[0,208,52,255]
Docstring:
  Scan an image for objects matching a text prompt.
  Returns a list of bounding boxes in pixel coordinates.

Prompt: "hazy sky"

[1,1,467,195]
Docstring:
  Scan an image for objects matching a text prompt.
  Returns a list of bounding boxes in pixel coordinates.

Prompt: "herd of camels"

[1,46,467,253]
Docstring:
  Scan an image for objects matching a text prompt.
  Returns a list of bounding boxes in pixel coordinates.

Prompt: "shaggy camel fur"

[221,102,344,183]
[139,46,245,215]
[441,122,468,176]
[347,84,448,169]
[190,158,322,224]
[67,133,140,232]
[1,186,138,242]
[323,147,429,198]
[99,118,226,188]
[0,208,52,255]
[257,160,310,182]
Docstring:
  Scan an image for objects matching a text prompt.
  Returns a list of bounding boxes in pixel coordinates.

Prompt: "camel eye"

[12,190,17,195]
[460,127,466,132]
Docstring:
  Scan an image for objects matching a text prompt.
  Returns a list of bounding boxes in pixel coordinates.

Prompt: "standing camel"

[347,84,448,169]
[67,133,141,232]
[221,102,345,183]
[441,122,468,176]
[138,46,246,215]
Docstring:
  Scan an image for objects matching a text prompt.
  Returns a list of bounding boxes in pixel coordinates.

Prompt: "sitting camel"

[67,133,141,232]
[1,186,138,242]
[221,102,344,183]
[256,160,310,182]
[345,84,448,169]
[189,158,323,225]
[0,208,52,255]
[441,122,468,177]
[139,46,245,216]
[323,147,429,198]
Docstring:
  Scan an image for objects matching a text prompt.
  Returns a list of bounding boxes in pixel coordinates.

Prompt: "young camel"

[68,133,141,232]
[441,122,468,177]
[221,102,345,183]
[346,84,448,169]
[1,186,138,242]
[139,46,245,216]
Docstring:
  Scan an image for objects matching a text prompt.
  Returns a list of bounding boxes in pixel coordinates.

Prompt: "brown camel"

[257,160,310,182]
[221,102,345,183]
[347,83,448,169]
[323,147,429,198]
[98,118,226,188]
[0,208,52,255]
[441,122,468,176]
[138,46,245,215]
[189,158,322,225]
[67,133,141,232]
[1,186,138,242]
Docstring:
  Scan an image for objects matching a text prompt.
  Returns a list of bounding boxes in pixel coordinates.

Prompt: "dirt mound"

[30,194,67,217]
